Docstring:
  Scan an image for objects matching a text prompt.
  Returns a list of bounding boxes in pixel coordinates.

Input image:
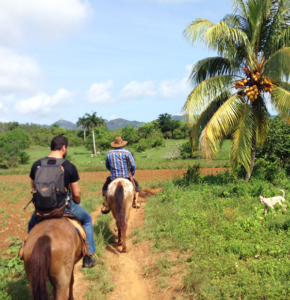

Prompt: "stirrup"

[101,206,110,214]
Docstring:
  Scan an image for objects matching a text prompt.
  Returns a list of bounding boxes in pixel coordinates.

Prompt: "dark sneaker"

[82,255,97,268]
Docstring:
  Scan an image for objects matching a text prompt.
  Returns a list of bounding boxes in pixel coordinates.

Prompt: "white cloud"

[0,47,41,93]
[110,114,117,120]
[0,0,91,43]
[0,101,9,115]
[86,80,114,104]
[14,89,74,117]
[158,77,190,99]
[85,66,191,105]
[119,81,156,100]
[118,78,190,101]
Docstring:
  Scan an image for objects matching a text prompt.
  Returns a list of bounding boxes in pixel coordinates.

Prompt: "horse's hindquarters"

[107,178,134,252]
[23,218,82,299]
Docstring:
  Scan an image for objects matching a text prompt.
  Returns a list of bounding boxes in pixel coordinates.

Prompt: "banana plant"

[183,0,290,181]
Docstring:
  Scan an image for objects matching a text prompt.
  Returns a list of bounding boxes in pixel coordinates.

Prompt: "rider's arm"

[105,154,111,171]
[127,152,136,175]
[70,181,81,204]
[31,179,34,189]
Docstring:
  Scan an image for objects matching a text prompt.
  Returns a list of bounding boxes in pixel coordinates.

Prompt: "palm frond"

[263,47,290,80]
[199,94,245,159]
[230,103,254,172]
[263,1,290,57]
[272,85,290,121]
[189,57,234,85]
[183,18,215,46]
[277,81,290,91]
[232,0,248,16]
[203,21,248,50]
[184,18,252,60]
[182,75,236,124]
[190,90,232,147]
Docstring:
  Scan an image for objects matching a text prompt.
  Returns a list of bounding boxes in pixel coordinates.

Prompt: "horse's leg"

[68,270,74,300]
[52,265,72,300]
[117,222,122,246]
[121,222,128,253]
[122,206,131,253]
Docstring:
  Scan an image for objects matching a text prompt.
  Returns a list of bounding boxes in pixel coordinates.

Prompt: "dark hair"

[51,136,68,151]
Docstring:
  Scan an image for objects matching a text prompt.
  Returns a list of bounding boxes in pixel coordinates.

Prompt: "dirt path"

[104,188,160,300]
[71,188,160,300]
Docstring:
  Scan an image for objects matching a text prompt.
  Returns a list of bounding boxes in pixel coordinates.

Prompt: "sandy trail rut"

[104,189,158,300]
[72,188,159,300]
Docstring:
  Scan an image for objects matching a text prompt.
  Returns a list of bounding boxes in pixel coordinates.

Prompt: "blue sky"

[0,0,240,124]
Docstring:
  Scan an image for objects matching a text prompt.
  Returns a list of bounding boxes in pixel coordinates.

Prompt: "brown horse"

[23,218,83,300]
[107,178,134,252]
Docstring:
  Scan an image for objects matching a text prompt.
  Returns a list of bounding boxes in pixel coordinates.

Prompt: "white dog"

[259,190,286,215]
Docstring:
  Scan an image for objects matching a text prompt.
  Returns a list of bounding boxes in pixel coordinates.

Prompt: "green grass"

[0,237,32,300]
[136,172,290,299]
[83,214,115,299]
[0,140,231,175]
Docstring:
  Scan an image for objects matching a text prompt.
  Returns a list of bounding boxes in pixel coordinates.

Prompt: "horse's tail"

[30,235,51,300]
[115,182,126,231]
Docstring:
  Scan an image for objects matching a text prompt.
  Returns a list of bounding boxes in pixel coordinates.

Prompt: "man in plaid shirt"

[101,136,140,214]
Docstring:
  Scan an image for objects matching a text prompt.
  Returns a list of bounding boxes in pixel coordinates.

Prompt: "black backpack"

[34,158,67,212]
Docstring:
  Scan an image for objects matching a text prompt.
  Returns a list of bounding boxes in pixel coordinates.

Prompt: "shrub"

[19,152,30,165]
[179,141,199,159]
[0,129,30,168]
[257,116,290,176]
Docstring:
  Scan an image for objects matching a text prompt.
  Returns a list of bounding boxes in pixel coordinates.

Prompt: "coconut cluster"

[234,67,274,102]
[245,85,259,101]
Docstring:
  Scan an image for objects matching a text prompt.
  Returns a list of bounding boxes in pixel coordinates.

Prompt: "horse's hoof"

[101,207,110,214]
[122,248,127,253]
[118,241,122,246]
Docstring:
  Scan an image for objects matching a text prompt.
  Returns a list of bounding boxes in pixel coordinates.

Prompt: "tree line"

[0,113,191,169]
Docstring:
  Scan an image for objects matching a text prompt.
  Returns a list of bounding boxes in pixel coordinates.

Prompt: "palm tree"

[182,0,290,181]
[76,116,88,141]
[84,112,106,156]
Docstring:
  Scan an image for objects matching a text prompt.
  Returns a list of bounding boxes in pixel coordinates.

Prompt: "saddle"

[18,216,88,260]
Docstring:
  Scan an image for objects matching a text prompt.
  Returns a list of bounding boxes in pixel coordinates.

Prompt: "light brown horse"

[23,218,82,300]
[107,178,134,252]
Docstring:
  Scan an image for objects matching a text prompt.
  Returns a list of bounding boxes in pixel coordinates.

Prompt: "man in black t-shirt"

[28,136,96,268]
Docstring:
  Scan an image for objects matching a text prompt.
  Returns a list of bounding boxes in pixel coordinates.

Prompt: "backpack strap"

[40,158,67,166]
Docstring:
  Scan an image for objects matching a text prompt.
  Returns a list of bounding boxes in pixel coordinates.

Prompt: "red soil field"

[0,167,227,252]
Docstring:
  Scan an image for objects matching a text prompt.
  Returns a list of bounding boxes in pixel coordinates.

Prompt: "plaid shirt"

[106,148,136,180]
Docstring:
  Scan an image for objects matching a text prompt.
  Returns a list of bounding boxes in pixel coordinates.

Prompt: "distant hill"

[55,120,77,130]
[105,118,145,130]
[41,114,199,131]
[53,118,145,130]
[171,115,188,121]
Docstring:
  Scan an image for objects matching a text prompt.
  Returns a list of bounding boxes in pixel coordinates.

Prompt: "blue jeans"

[28,201,96,254]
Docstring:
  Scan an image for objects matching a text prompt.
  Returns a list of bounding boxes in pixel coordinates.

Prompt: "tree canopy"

[182,0,290,180]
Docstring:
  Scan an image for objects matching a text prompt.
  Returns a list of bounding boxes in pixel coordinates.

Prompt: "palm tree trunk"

[245,131,257,182]
[83,129,86,141]
[92,128,96,156]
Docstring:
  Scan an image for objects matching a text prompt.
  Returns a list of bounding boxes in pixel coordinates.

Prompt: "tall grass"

[137,171,290,299]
